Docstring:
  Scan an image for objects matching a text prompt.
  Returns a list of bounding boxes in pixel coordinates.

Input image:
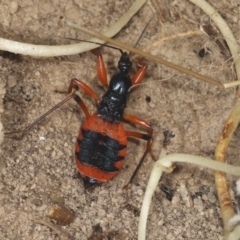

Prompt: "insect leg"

[72,93,90,118]
[123,114,155,186]
[5,94,74,136]
[91,49,108,88]
[6,80,94,136]
[56,78,100,103]
[131,60,147,86]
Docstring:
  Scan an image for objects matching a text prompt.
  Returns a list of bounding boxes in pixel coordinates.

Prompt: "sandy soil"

[0,0,240,239]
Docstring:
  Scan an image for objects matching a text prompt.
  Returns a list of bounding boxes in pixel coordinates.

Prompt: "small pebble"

[47,204,75,226]
[9,1,19,14]
[208,192,217,203]
[7,75,17,88]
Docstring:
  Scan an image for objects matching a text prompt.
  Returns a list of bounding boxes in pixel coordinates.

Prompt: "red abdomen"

[75,113,127,182]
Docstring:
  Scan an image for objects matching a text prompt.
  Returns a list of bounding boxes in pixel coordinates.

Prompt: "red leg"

[72,94,90,118]
[123,114,155,187]
[124,114,154,159]
[131,60,147,86]
[56,78,100,103]
[126,130,153,161]
[91,49,108,88]
[124,113,153,137]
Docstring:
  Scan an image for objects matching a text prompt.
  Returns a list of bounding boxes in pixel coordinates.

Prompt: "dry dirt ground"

[0,0,240,239]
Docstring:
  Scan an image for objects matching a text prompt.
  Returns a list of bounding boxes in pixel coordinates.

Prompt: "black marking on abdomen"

[76,129,126,172]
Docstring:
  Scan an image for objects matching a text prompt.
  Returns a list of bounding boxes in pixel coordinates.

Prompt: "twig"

[142,30,203,53]
[67,22,225,88]
[214,100,240,233]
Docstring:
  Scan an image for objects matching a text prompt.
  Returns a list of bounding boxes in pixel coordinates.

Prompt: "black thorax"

[98,52,132,123]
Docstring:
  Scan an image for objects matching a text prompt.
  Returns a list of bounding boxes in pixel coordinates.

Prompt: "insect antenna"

[64,15,154,60]
[63,37,124,55]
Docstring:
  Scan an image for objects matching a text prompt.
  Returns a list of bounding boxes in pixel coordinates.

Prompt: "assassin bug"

[6,43,154,188]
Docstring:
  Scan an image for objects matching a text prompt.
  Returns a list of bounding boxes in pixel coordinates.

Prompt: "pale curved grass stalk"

[0,0,146,57]
[227,225,240,240]
[187,0,240,237]
[138,153,240,240]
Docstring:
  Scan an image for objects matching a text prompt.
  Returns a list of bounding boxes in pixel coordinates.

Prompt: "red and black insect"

[7,46,154,188]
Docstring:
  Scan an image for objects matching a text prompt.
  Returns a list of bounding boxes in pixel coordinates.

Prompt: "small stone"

[148,101,156,108]
[208,192,217,203]
[47,204,75,226]
[0,81,6,95]
[31,198,43,207]
[98,208,106,217]
[137,189,143,196]
[202,194,208,201]
[7,75,17,88]
[51,150,56,158]
[9,1,19,14]
[171,195,180,205]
